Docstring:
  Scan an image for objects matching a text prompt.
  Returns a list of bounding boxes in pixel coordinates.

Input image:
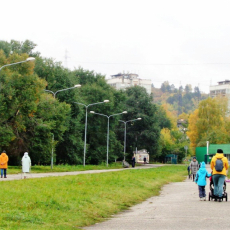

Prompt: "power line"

[76,61,230,66]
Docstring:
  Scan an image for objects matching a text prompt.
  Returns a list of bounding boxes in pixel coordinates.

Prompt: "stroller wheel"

[208,192,211,201]
[226,193,228,202]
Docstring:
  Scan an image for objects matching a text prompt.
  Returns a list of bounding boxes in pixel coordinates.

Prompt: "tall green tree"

[73,68,126,164]
[119,86,161,161]
[0,43,73,165]
[34,57,83,165]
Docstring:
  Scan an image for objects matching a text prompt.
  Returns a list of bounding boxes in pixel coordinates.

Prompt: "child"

[195,162,211,201]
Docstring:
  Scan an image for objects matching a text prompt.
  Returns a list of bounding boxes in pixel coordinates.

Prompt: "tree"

[0,40,40,57]
[70,68,126,164]
[194,86,201,98]
[0,45,73,165]
[156,105,172,130]
[187,97,230,150]
[120,86,161,161]
[185,84,192,94]
[158,128,174,162]
[159,126,190,163]
[161,103,177,128]
[187,109,200,150]
[0,51,46,163]
[161,81,171,93]
[34,58,83,165]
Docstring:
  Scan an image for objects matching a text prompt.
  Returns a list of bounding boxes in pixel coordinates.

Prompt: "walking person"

[0,150,9,178]
[195,162,211,201]
[132,155,136,168]
[21,152,31,179]
[143,156,147,164]
[189,157,199,181]
[210,149,229,202]
[187,165,191,179]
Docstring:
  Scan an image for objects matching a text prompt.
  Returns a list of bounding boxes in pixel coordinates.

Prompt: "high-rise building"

[106,73,152,94]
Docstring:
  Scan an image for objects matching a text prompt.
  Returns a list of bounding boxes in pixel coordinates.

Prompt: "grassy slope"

[0,166,186,230]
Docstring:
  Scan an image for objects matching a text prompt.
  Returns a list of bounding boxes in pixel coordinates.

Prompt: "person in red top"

[0,150,9,178]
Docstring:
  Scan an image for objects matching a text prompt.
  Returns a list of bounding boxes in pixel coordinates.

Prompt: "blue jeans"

[212,174,225,197]
[1,169,6,177]
[198,186,206,198]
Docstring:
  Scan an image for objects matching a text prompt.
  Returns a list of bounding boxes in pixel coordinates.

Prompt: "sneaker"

[203,197,206,201]
[200,198,203,201]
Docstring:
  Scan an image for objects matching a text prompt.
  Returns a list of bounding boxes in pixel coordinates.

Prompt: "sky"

[2,0,230,93]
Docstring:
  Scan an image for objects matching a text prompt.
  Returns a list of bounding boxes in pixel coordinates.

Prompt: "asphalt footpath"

[0,164,162,181]
[84,165,230,230]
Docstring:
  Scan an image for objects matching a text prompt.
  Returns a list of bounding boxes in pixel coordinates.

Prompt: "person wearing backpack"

[210,149,229,202]
[189,157,199,181]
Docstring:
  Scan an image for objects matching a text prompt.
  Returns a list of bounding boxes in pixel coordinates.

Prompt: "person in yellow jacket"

[0,150,9,178]
[210,149,229,201]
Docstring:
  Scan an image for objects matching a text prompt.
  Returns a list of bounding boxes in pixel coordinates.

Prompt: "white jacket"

[22,153,31,172]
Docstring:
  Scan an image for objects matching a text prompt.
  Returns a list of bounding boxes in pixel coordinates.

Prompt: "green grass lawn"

[7,163,124,174]
[0,165,186,229]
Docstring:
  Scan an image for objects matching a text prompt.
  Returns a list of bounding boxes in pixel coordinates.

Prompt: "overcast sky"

[2,0,230,93]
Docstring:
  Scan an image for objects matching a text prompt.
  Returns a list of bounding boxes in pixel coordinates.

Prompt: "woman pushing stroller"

[210,149,229,202]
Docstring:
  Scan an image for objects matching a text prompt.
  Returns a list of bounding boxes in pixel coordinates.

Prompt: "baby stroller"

[208,176,228,201]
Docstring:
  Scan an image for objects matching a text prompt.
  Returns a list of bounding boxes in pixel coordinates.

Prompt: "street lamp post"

[0,57,36,90]
[44,85,81,99]
[119,118,142,161]
[90,110,127,166]
[44,84,81,169]
[0,57,36,71]
[74,100,109,166]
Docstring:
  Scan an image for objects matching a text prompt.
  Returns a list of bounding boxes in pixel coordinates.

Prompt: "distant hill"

[152,81,208,115]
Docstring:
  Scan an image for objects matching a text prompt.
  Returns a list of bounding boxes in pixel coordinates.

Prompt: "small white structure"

[133,149,149,163]
[106,73,152,94]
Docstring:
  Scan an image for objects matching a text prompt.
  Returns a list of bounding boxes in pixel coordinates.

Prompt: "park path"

[84,165,230,230]
[0,164,162,181]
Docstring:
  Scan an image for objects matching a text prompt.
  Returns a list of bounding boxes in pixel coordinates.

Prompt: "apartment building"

[106,73,152,94]
[210,80,230,109]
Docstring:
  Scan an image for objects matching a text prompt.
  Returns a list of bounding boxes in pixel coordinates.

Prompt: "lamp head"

[104,100,109,103]
[90,111,95,114]
[122,111,127,114]
[74,84,81,88]
[26,57,35,61]
[137,118,142,120]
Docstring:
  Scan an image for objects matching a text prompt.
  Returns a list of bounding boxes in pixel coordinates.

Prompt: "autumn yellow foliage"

[187,97,230,148]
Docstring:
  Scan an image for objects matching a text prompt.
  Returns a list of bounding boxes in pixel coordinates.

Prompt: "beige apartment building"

[106,73,152,94]
[210,80,230,109]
